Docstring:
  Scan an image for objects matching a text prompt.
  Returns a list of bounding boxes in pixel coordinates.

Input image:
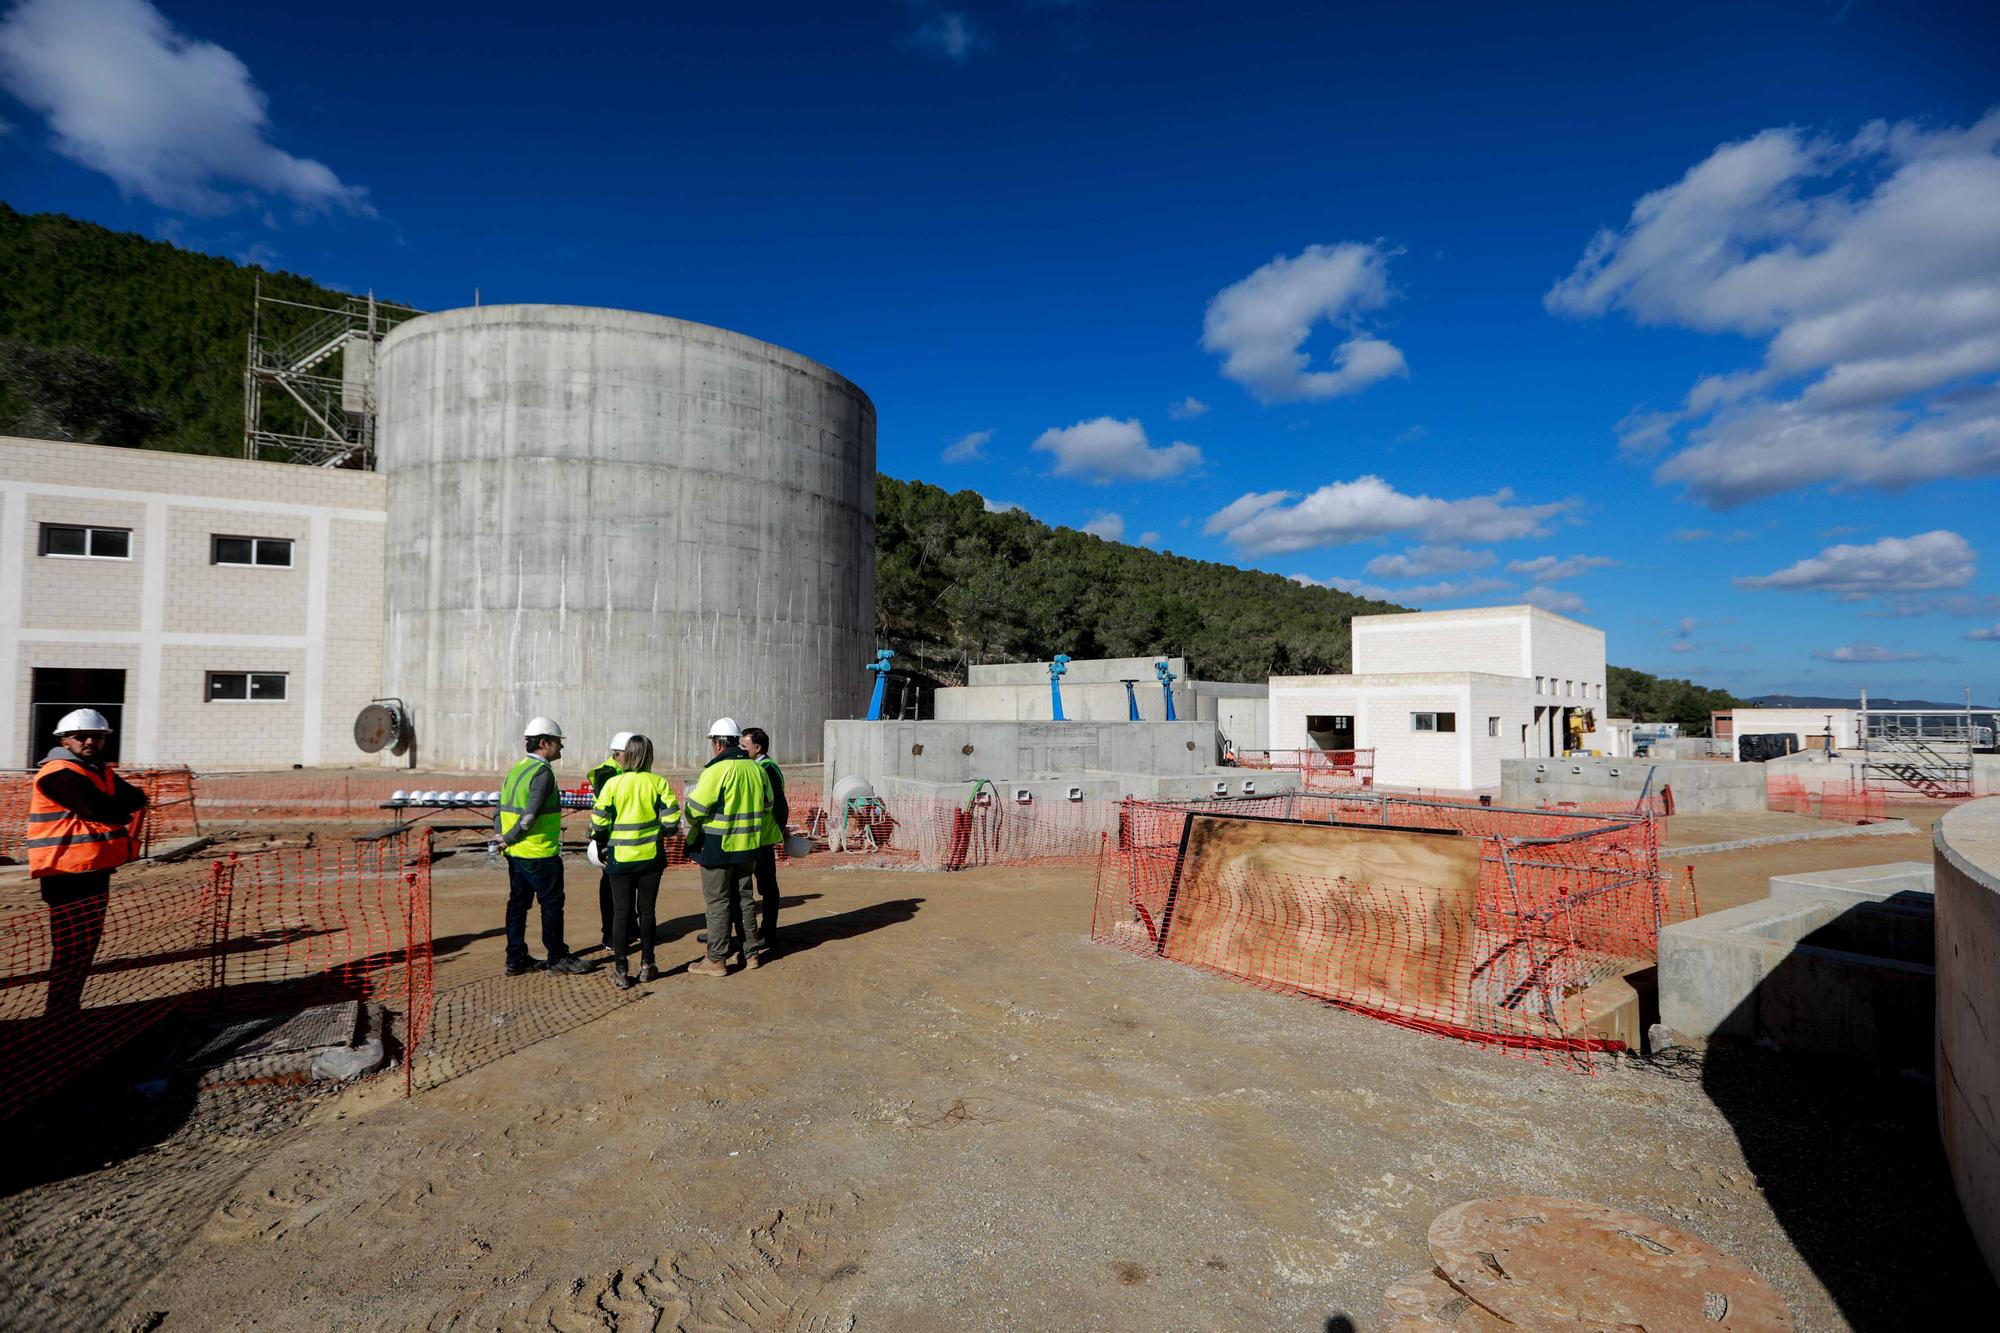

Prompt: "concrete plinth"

[1936,798,2000,1283]
[1501,756,1766,812]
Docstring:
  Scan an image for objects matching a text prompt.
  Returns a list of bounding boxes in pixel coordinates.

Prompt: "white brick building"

[1269,606,1611,791]
[0,437,386,769]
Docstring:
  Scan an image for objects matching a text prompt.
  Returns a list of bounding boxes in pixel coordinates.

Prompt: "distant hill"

[1747,693,1994,711]
[1,203,1746,706]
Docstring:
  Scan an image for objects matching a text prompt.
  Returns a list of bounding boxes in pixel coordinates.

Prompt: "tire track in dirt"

[425,1189,866,1332]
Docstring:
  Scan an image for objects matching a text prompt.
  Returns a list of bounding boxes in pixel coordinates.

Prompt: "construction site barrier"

[1766,773,1811,815]
[1230,748,1376,789]
[0,828,433,1121]
[1090,792,1686,1073]
[0,766,202,864]
[1816,781,1890,824]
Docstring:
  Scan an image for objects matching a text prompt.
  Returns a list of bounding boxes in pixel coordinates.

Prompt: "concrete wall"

[821,718,1286,802]
[1659,893,1934,1066]
[934,680,1199,723]
[968,655,1186,687]
[376,306,874,772]
[0,436,387,769]
[1500,756,1766,812]
[1214,696,1268,753]
[1936,798,2000,1284]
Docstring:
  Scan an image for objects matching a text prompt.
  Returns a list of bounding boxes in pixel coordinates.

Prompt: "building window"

[1535,676,1544,693]
[212,535,294,567]
[1412,712,1456,733]
[207,672,288,702]
[1487,716,1500,737]
[39,524,131,560]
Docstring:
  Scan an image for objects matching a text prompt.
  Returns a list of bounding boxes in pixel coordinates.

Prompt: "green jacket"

[683,746,772,867]
[590,770,682,866]
[587,756,621,796]
[497,755,561,859]
[754,755,789,847]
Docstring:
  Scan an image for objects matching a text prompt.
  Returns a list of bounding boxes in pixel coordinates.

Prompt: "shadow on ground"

[1698,947,1998,1328]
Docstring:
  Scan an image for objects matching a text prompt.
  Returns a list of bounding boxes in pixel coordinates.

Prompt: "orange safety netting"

[1816,781,1889,824]
[0,766,202,864]
[0,829,433,1119]
[1766,773,1811,815]
[1091,793,1686,1073]
[1231,748,1377,789]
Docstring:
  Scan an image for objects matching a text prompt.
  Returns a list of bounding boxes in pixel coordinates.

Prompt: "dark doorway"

[1306,713,1355,752]
[28,668,125,765]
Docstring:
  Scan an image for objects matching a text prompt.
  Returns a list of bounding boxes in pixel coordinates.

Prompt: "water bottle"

[485,838,504,867]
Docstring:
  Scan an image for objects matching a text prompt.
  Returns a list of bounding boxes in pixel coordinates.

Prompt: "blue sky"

[2,0,1997,701]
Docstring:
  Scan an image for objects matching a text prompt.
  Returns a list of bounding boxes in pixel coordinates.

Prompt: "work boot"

[743,952,767,971]
[547,955,592,976]
[696,931,709,944]
[504,957,545,977]
[611,967,635,991]
[686,958,729,978]
[638,963,661,983]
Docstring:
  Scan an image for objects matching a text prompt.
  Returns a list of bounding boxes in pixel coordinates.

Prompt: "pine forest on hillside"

[0,205,1736,727]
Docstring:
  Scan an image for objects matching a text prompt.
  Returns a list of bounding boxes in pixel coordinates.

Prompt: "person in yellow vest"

[495,717,591,977]
[742,726,789,956]
[588,734,680,989]
[27,709,147,1018]
[681,718,773,976]
[587,731,635,953]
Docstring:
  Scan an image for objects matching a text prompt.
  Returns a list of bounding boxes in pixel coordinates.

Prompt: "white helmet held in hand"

[707,717,741,740]
[610,731,634,751]
[55,708,113,735]
[524,717,564,739]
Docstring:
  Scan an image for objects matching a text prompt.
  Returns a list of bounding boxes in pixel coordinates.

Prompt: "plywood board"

[1159,815,1480,1019]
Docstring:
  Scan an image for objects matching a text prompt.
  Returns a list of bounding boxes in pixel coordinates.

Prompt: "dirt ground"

[3,806,1989,1332]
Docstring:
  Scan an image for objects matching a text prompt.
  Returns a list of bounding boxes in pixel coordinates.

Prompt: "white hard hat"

[524,716,564,738]
[708,717,741,739]
[55,708,113,735]
[610,731,634,751]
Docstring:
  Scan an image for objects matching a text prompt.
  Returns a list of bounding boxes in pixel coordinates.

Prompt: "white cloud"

[1812,643,1928,663]
[1507,554,1616,581]
[1168,396,1209,420]
[1521,586,1587,613]
[1139,531,1162,547]
[902,5,982,60]
[1206,475,1569,556]
[1736,530,1976,597]
[1548,110,2000,504]
[1671,528,1714,543]
[1291,573,1395,599]
[1201,243,1409,403]
[1080,511,1125,541]
[0,0,371,215]
[1404,577,1510,603]
[1968,623,2000,642]
[1364,545,1495,579]
[1031,417,1201,483]
[942,429,992,463]
[981,495,1022,514]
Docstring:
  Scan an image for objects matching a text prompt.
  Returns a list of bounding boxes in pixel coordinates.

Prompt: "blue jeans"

[505,854,568,966]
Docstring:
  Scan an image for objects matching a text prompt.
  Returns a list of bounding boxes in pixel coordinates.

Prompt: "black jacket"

[36,746,148,824]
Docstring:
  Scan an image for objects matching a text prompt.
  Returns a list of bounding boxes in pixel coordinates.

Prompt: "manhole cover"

[1380,1267,1511,1329]
[1428,1196,1792,1331]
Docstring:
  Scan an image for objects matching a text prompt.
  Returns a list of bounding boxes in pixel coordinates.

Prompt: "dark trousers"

[699,861,763,962]
[598,868,614,947]
[39,870,111,1018]
[504,854,568,966]
[753,845,781,948]
[607,861,664,971]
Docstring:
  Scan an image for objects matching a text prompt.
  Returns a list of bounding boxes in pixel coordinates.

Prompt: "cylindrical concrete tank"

[376,305,875,771]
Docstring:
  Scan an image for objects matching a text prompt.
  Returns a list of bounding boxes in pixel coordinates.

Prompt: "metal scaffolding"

[1857,688,1992,799]
[244,285,422,468]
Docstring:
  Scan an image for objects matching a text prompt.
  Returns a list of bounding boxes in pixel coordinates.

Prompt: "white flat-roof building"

[1269,605,1610,791]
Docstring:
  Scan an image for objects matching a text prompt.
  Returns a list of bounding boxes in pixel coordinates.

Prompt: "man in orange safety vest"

[27,709,148,1017]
